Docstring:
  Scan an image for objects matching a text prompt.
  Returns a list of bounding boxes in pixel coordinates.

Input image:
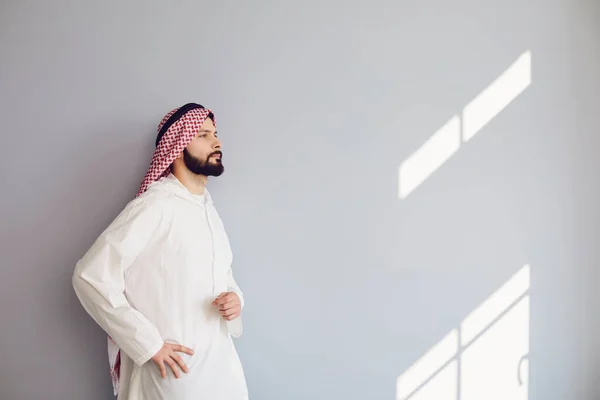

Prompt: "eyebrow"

[198,129,217,134]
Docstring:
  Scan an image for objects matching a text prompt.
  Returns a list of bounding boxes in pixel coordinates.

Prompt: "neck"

[172,168,208,195]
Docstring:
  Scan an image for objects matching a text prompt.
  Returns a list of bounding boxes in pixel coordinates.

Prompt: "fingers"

[212,295,228,306]
[154,343,194,379]
[212,293,241,321]
[213,292,227,302]
[166,358,180,379]
[218,300,238,312]
[172,344,194,356]
[213,292,238,307]
[222,309,240,320]
[221,306,238,316]
[158,361,167,379]
[171,353,189,374]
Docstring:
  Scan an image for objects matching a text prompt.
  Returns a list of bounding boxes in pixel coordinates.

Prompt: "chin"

[208,165,225,177]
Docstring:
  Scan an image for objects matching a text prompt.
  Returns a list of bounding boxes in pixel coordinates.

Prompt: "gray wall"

[1,1,599,399]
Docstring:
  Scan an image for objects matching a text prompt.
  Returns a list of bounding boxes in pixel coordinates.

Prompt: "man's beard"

[183,149,224,177]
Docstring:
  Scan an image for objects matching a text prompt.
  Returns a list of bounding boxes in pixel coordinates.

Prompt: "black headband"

[155,103,205,147]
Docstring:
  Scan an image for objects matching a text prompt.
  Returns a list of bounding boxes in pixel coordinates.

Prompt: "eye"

[198,133,208,138]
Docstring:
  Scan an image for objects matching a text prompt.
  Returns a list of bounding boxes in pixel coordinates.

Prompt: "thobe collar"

[156,173,215,206]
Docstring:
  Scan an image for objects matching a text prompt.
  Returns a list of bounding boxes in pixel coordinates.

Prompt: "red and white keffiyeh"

[137,106,215,197]
[108,104,214,396]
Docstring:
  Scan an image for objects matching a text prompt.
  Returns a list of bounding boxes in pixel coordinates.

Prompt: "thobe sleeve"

[72,198,165,366]
[226,266,244,338]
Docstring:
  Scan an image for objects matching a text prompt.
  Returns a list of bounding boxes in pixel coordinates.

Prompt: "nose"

[213,136,221,149]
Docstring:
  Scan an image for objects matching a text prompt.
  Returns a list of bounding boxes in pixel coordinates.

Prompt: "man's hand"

[151,342,194,379]
[212,292,241,321]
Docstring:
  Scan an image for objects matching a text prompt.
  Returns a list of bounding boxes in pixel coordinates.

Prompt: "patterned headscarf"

[108,103,215,396]
[137,102,215,196]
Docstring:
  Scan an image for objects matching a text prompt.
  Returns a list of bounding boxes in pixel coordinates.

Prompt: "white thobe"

[72,174,248,400]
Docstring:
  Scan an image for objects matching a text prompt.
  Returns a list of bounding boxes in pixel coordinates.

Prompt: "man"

[72,103,248,400]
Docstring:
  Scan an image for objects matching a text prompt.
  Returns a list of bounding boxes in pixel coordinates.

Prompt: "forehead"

[198,117,216,132]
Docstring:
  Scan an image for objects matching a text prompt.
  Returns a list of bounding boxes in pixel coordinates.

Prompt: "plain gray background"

[2,1,600,399]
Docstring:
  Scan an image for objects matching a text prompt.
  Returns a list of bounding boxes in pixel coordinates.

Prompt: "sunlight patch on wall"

[396,264,531,400]
[462,51,532,142]
[398,50,532,199]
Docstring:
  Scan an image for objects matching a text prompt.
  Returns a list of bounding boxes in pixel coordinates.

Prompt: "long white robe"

[72,174,248,400]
